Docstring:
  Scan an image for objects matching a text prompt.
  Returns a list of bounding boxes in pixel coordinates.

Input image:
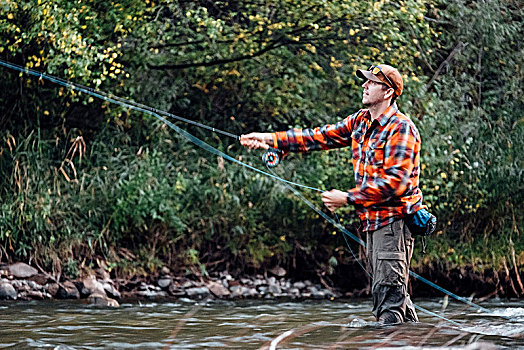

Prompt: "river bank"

[1,261,523,307]
[0,262,341,306]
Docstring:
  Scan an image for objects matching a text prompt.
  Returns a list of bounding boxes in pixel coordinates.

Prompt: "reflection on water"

[0,298,523,349]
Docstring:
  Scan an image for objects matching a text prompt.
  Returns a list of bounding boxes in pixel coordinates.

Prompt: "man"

[240,64,422,324]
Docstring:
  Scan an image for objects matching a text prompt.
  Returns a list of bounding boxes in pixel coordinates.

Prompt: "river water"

[0,298,523,349]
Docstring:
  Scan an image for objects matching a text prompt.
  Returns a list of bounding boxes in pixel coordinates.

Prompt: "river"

[0,298,523,349]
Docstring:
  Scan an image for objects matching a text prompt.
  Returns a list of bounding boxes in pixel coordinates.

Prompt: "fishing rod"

[0,58,514,324]
[0,59,289,178]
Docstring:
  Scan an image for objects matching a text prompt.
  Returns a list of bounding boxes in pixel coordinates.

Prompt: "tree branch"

[425,41,465,91]
[147,40,285,70]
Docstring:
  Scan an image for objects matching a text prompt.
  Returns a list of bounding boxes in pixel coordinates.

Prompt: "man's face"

[361,79,388,106]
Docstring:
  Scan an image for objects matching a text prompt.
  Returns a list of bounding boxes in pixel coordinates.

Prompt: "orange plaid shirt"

[272,105,424,232]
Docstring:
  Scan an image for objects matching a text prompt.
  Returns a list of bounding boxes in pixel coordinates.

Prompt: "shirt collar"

[375,104,398,126]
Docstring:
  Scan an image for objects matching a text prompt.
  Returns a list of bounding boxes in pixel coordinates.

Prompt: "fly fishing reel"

[262,148,283,168]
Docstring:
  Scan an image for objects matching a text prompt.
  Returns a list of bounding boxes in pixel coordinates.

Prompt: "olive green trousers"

[366,219,418,323]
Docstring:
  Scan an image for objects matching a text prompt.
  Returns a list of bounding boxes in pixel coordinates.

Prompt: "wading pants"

[366,219,418,324]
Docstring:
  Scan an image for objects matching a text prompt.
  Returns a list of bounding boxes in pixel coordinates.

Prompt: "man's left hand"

[321,189,348,212]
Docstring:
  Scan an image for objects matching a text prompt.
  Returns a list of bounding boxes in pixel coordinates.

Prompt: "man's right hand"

[240,132,273,150]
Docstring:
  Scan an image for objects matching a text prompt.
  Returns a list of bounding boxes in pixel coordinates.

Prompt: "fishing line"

[0,59,322,193]
[0,60,239,140]
[333,212,368,274]
[1,58,514,323]
[271,173,514,323]
[267,166,462,326]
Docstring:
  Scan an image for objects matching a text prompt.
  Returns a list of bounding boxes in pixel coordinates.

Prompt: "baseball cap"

[356,64,403,97]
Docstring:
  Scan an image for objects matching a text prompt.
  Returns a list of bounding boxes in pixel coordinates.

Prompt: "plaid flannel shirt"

[271,105,424,232]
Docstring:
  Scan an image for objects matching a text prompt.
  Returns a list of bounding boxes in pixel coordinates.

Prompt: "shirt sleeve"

[347,120,420,206]
[271,111,361,152]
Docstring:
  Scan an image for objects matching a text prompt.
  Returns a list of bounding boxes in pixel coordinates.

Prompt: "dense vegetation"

[0,0,522,288]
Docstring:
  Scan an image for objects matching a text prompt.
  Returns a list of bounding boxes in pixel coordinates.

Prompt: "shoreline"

[0,263,341,306]
[1,262,522,307]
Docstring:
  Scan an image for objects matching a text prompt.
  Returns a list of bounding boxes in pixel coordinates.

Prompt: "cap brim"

[356,69,382,83]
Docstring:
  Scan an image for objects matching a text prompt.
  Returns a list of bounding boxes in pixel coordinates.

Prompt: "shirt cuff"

[347,188,359,205]
[271,133,279,149]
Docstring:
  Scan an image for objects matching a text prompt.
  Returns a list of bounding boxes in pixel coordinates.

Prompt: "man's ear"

[384,88,395,100]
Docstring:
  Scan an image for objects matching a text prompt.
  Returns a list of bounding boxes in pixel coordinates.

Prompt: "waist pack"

[406,208,437,237]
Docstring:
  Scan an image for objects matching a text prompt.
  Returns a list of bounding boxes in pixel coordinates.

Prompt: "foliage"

[413,0,523,250]
[0,0,522,280]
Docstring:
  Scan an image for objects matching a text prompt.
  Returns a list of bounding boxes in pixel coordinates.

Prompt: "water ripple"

[1,299,522,349]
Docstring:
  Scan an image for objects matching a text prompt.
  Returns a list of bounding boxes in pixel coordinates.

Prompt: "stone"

[181,281,195,289]
[57,281,80,299]
[244,288,258,298]
[305,280,313,287]
[240,278,252,285]
[229,285,244,298]
[269,266,287,277]
[95,268,111,282]
[227,280,240,287]
[27,290,44,300]
[157,278,172,289]
[29,273,48,286]
[289,288,300,296]
[229,285,256,298]
[207,281,230,297]
[0,282,17,300]
[160,266,171,276]
[307,286,319,293]
[139,283,160,291]
[281,280,291,290]
[221,273,233,281]
[46,283,60,297]
[186,287,210,299]
[253,279,266,287]
[136,289,167,298]
[293,281,306,290]
[27,280,43,290]
[168,284,186,297]
[312,290,326,299]
[8,262,38,279]
[268,283,282,294]
[81,276,106,297]
[102,282,121,300]
[17,291,30,300]
[88,293,119,307]
[10,280,27,290]
[257,286,268,294]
